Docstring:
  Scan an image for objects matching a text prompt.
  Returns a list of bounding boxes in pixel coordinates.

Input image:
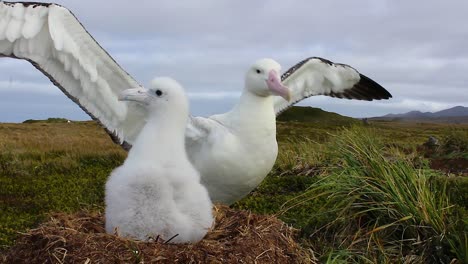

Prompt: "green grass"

[0,121,126,248]
[0,152,124,247]
[236,122,468,262]
[439,129,468,158]
[0,116,467,262]
[301,128,464,262]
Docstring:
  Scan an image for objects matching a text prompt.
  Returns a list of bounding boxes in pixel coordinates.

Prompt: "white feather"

[0,2,146,144]
[274,58,361,114]
[105,78,213,243]
[22,6,43,39]
[0,39,11,54]
[5,4,24,42]
[0,3,11,40]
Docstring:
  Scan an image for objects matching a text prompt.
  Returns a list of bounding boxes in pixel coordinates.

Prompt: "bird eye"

[155,90,163,96]
[255,69,261,74]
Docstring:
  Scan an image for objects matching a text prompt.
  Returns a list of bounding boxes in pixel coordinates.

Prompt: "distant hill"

[277,106,358,125]
[370,106,468,123]
[383,111,432,119]
[23,118,70,124]
[432,106,468,117]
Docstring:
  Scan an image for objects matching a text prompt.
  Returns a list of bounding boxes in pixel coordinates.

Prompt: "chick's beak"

[118,87,150,103]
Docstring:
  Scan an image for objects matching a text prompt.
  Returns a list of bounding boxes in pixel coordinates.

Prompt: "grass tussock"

[2,205,314,264]
[439,129,468,158]
[282,127,465,263]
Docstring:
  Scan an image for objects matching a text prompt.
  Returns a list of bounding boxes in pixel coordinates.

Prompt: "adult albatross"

[0,2,392,204]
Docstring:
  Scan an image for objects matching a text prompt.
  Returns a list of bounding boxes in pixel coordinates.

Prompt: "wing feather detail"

[0,1,147,146]
[275,57,392,115]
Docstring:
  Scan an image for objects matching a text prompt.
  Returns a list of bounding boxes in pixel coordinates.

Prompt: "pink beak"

[266,70,291,101]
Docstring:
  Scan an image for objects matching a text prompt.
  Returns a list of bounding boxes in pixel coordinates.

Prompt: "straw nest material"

[2,205,314,263]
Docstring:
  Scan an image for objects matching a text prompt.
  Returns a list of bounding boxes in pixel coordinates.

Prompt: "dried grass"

[2,205,314,264]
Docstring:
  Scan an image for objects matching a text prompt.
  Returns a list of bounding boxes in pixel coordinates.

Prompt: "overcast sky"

[1,0,467,122]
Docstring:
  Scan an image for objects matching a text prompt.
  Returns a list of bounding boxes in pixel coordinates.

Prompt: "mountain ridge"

[370,106,468,123]
[378,106,468,118]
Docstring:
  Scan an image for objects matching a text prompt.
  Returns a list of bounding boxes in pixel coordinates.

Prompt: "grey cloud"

[0,0,467,122]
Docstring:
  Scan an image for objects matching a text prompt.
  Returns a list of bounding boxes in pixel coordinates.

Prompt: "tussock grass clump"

[439,129,468,157]
[2,205,314,264]
[283,127,465,263]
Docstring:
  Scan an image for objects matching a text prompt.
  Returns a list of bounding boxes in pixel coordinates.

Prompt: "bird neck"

[226,90,276,135]
[127,111,188,164]
[233,90,275,121]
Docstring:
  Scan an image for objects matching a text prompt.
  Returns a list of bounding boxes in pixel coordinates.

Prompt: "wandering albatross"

[105,77,213,243]
[0,2,392,204]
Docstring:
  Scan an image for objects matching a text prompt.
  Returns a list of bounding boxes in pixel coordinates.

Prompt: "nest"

[2,205,314,263]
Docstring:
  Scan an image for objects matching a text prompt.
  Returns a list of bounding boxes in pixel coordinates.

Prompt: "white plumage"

[0,2,392,205]
[186,59,290,204]
[105,78,213,243]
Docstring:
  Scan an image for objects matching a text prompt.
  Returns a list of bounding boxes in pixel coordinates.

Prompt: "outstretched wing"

[274,57,392,115]
[0,2,147,148]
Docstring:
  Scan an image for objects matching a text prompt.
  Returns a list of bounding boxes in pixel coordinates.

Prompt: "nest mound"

[2,205,314,263]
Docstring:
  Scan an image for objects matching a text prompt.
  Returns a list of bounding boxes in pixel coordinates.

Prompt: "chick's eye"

[155,90,163,96]
[255,69,261,74]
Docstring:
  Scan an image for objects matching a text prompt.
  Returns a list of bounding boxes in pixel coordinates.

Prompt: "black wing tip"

[329,74,392,101]
[357,74,392,100]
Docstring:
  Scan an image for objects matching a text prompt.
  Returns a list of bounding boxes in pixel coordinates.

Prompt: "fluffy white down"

[105,78,213,243]
[105,164,213,243]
